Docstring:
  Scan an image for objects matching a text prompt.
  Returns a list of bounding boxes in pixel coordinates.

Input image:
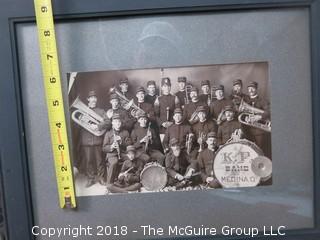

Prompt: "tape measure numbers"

[34,0,76,208]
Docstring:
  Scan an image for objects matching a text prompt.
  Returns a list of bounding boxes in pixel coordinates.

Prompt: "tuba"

[70,97,106,136]
[110,87,144,118]
[238,99,271,132]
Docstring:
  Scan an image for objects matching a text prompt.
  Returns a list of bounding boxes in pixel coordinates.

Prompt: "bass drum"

[140,162,168,191]
[213,140,264,188]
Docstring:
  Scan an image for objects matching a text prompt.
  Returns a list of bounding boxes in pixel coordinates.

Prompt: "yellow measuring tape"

[34,0,76,208]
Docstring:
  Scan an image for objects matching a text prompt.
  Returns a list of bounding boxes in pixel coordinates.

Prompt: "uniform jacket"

[145,94,158,105]
[134,100,156,122]
[217,119,242,145]
[192,119,218,139]
[175,90,186,107]
[102,129,130,158]
[163,122,193,151]
[102,108,135,132]
[199,94,211,106]
[119,158,144,185]
[209,98,233,119]
[165,150,191,178]
[197,148,217,182]
[131,125,160,150]
[154,94,179,126]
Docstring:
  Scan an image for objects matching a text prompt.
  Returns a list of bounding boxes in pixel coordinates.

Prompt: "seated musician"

[197,132,221,188]
[192,105,218,153]
[131,111,164,165]
[162,108,194,154]
[217,105,243,145]
[102,113,130,184]
[106,145,144,193]
[165,138,197,189]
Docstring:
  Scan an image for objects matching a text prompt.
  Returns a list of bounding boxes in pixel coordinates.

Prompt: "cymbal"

[251,156,272,178]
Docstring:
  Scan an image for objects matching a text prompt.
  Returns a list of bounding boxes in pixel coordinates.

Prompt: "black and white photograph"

[68,62,272,197]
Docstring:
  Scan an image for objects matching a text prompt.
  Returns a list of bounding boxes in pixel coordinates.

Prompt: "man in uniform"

[243,81,271,156]
[183,87,203,124]
[79,90,105,187]
[165,138,197,188]
[131,111,165,165]
[163,108,194,154]
[192,106,218,152]
[199,80,212,106]
[145,80,158,105]
[217,105,243,145]
[197,132,221,188]
[175,76,188,108]
[154,77,180,134]
[102,113,131,184]
[229,79,247,111]
[134,86,156,123]
[209,85,233,121]
[106,145,144,193]
[118,77,134,105]
[103,93,135,132]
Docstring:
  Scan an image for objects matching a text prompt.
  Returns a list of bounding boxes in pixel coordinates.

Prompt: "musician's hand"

[184,168,195,179]
[197,137,203,145]
[206,177,214,183]
[140,136,148,143]
[90,124,98,131]
[111,142,118,150]
[175,174,184,181]
[162,121,173,128]
[118,173,125,180]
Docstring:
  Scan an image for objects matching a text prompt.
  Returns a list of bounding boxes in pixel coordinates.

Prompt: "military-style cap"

[215,85,224,91]
[190,87,199,93]
[169,138,179,147]
[197,105,207,113]
[177,76,187,83]
[119,78,129,84]
[207,132,217,139]
[136,110,147,119]
[201,80,210,86]
[147,80,156,86]
[224,105,235,112]
[136,86,145,94]
[161,77,171,86]
[248,81,258,88]
[112,113,121,120]
[88,90,96,97]
[126,145,136,153]
[233,79,243,86]
[110,93,119,100]
[174,108,183,115]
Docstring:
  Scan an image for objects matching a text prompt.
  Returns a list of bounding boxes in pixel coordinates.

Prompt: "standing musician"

[183,87,203,124]
[230,79,247,111]
[209,85,233,121]
[134,86,156,123]
[103,93,135,132]
[118,77,134,105]
[175,76,188,108]
[199,80,211,106]
[197,132,221,188]
[107,145,144,193]
[192,105,218,152]
[102,113,131,184]
[131,111,165,165]
[145,80,158,105]
[154,77,180,133]
[163,108,194,154]
[217,105,243,145]
[79,90,106,187]
[165,138,197,189]
[243,81,270,156]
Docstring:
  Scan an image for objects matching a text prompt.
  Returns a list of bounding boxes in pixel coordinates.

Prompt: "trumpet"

[110,87,144,118]
[238,99,271,132]
[198,132,206,153]
[113,131,122,160]
[144,122,152,152]
[185,133,193,154]
[70,97,106,136]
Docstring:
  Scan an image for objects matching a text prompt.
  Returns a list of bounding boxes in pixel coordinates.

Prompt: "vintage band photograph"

[68,62,272,197]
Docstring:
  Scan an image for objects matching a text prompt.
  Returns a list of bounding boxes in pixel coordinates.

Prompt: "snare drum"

[140,162,168,191]
[214,140,264,188]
